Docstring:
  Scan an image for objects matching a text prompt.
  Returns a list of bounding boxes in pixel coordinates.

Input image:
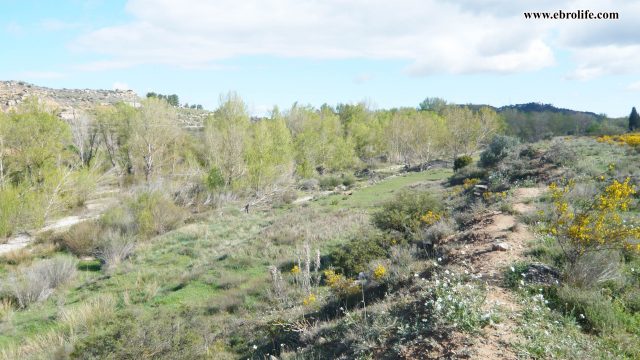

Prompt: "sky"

[1,0,639,117]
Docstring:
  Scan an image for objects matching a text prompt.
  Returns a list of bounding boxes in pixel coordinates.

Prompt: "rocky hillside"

[0,81,208,127]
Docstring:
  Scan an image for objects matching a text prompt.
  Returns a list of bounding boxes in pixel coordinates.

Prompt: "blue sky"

[1,0,639,117]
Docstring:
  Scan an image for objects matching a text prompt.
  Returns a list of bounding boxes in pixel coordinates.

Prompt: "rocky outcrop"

[0,81,209,128]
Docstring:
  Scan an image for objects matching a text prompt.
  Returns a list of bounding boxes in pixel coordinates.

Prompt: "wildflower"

[302,293,316,306]
[373,264,387,280]
[253,345,258,350]
[290,265,300,275]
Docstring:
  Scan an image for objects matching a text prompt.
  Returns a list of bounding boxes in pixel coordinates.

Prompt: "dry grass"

[261,207,368,246]
[4,256,77,308]
[95,231,136,270]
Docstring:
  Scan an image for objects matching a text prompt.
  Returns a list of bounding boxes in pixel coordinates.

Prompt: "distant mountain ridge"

[465,102,606,119]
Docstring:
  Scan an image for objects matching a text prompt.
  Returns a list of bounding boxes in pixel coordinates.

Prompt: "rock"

[523,263,561,286]
[492,242,510,251]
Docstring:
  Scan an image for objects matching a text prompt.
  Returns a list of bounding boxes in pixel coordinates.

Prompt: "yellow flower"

[290,265,300,275]
[373,264,386,280]
[420,210,442,225]
[303,293,316,306]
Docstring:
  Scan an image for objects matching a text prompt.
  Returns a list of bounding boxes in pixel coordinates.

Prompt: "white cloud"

[112,81,130,90]
[72,0,555,75]
[70,0,640,79]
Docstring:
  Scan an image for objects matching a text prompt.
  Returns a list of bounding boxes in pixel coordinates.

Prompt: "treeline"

[146,92,203,109]
[1,93,628,237]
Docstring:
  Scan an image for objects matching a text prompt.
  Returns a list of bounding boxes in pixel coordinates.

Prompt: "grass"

[1,152,639,358]
[312,168,452,209]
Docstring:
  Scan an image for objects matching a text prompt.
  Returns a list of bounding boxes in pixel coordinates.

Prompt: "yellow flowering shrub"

[546,178,640,262]
[323,270,359,297]
[420,210,442,225]
[302,293,316,306]
[373,264,387,280]
[482,191,507,203]
[597,133,640,147]
[463,178,480,190]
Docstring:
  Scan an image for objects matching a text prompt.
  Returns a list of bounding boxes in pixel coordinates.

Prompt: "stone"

[492,242,510,251]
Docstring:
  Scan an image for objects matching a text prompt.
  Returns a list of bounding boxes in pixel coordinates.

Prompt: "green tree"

[385,109,446,166]
[418,97,448,113]
[245,116,294,190]
[291,106,356,177]
[204,92,250,187]
[629,107,639,131]
[95,102,138,174]
[129,98,182,181]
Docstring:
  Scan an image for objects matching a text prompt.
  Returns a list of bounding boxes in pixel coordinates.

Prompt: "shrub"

[60,220,102,257]
[319,176,341,190]
[545,178,640,263]
[279,189,298,205]
[341,174,356,187]
[129,191,185,237]
[100,206,137,235]
[556,286,620,333]
[448,165,488,186]
[96,231,136,270]
[4,256,77,308]
[330,230,390,276]
[299,178,319,191]
[205,167,225,190]
[564,251,622,289]
[480,135,520,167]
[372,190,442,237]
[544,139,578,166]
[420,218,456,245]
[453,155,473,171]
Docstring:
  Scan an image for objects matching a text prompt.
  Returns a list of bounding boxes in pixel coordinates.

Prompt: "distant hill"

[0,81,209,128]
[464,102,606,120]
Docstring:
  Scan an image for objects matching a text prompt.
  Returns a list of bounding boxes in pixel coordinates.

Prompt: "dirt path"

[447,187,544,359]
[0,189,119,256]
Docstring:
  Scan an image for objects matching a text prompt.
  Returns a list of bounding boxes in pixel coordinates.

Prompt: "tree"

[418,97,448,113]
[290,106,356,177]
[442,106,503,160]
[244,116,294,190]
[129,98,182,181]
[95,102,137,174]
[68,110,100,167]
[204,92,250,187]
[385,109,446,166]
[629,107,639,132]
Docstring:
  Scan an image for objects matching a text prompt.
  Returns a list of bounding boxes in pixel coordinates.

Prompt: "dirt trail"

[447,187,544,359]
[0,188,119,256]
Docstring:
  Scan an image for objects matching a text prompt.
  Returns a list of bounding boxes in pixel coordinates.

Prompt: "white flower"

[510,266,515,272]
[437,257,442,262]
[253,345,258,350]
[579,313,585,319]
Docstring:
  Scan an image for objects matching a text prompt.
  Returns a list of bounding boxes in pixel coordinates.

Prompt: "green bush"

[480,135,520,167]
[556,286,620,333]
[448,166,488,186]
[319,176,341,190]
[129,191,185,237]
[330,230,393,276]
[341,174,356,187]
[453,155,473,171]
[372,190,442,237]
[205,167,225,190]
